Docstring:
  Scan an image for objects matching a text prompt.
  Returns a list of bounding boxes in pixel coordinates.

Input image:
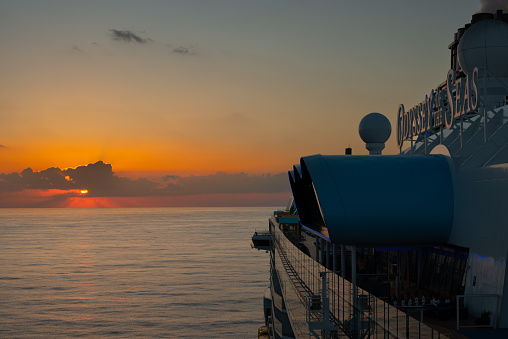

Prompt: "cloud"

[479,0,508,13]
[166,42,198,56]
[106,31,198,56]
[0,161,154,197]
[172,45,197,55]
[62,161,158,197]
[71,45,84,53]
[158,172,289,196]
[109,29,151,44]
[162,175,180,181]
[0,144,5,148]
[0,161,290,199]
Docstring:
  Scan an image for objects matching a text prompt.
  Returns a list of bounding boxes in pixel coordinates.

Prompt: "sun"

[80,190,88,194]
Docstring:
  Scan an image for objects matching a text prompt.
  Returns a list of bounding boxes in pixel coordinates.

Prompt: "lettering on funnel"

[397,67,479,149]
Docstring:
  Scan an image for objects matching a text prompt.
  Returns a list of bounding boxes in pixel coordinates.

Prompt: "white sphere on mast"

[359,113,391,155]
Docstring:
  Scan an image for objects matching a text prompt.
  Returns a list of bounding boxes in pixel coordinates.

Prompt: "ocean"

[0,207,273,338]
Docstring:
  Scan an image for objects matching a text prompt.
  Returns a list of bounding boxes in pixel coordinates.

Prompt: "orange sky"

[0,1,485,207]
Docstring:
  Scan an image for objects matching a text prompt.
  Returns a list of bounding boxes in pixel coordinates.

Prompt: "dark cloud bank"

[0,161,289,198]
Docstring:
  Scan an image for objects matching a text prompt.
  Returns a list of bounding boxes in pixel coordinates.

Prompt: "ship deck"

[270,217,456,338]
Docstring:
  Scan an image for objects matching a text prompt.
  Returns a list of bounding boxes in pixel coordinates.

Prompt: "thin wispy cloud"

[109,29,151,44]
[71,45,84,53]
[172,44,197,56]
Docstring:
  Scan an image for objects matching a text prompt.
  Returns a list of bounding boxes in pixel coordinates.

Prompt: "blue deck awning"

[289,154,454,246]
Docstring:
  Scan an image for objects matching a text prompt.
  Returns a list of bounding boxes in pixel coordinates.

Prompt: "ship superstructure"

[256,10,508,339]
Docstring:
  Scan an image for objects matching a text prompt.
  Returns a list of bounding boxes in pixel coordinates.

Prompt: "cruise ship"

[254,9,508,339]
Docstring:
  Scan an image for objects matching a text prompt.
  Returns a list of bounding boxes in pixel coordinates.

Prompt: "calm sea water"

[0,207,273,338]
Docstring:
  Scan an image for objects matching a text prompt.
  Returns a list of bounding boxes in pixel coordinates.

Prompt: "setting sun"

[80,190,88,194]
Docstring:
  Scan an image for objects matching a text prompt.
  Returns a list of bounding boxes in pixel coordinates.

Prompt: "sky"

[0,0,501,207]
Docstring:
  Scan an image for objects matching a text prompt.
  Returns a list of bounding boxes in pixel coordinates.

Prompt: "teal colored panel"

[277,217,299,224]
[293,154,454,246]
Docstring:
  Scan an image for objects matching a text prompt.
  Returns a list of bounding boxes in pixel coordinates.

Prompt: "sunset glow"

[0,0,483,207]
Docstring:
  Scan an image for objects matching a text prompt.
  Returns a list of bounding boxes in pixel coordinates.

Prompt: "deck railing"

[271,218,450,338]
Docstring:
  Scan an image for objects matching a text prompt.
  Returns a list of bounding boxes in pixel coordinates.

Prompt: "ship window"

[419,246,468,298]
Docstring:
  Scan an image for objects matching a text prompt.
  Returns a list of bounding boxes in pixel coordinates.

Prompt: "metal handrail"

[271,222,446,338]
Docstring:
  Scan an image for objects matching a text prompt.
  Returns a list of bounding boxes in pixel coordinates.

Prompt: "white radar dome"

[458,19,508,77]
[359,113,392,144]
